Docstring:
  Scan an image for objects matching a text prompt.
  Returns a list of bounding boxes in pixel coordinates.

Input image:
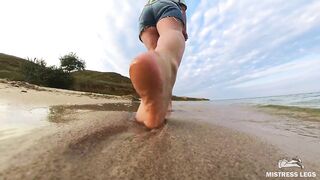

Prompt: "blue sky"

[1,0,320,99]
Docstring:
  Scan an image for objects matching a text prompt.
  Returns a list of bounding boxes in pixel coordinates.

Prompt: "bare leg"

[140,26,174,117]
[133,27,159,125]
[130,17,185,129]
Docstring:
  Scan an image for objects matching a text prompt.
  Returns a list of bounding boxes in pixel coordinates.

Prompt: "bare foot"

[129,51,171,129]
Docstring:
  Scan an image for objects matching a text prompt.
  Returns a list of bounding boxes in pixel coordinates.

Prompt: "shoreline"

[172,102,320,170]
[0,79,132,107]
[1,80,319,179]
[257,104,320,122]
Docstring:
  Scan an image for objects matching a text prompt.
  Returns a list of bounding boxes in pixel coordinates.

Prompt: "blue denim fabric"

[139,0,185,41]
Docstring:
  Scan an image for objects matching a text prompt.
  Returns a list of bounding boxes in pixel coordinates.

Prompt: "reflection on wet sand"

[0,102,140,140]
[0,103,49,140]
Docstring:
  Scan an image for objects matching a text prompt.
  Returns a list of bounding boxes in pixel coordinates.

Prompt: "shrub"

[60,52,86,72]
[43,65,73,88]
[21,58,47,85]
[21,58,73,89]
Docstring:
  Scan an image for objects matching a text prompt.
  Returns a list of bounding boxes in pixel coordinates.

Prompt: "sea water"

[219,92,320,109]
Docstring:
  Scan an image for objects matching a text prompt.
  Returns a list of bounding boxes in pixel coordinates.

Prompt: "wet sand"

[1,110,283,179]
[173,102,320,174]
[0,80,319,179]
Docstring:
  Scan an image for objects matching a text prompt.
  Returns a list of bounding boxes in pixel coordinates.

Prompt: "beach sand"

[0,80,318,179]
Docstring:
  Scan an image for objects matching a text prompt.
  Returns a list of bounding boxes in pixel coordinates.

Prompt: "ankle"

[155,51,179,78]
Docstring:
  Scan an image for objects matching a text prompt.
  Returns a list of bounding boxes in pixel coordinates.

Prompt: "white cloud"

[175,0,320,99]
[1,0,320,99]
[0,0,145,75]
[227,58,320,88]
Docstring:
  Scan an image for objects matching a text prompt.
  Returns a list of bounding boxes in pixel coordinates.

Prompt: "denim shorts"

[138,0,185,41]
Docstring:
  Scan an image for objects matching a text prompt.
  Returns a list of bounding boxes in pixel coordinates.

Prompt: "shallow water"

[0,102,140,140]
[0,103,49,140]
[220,92,320,109]
[172,101,320,167]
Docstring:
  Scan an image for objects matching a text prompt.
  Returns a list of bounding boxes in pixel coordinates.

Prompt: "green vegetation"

[258,105,320,122]
[0,53,135,96]
[172,95,210,101]
[21,58,72,89]
[60,52,85,72]
[71,70,135,96]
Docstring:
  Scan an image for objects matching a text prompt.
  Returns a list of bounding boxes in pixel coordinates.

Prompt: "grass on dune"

[0,53,27,81]
[71,70,135,96]
[0,53,135,96]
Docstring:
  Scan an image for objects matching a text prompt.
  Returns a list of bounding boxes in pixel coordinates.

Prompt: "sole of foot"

[129,51,171,129]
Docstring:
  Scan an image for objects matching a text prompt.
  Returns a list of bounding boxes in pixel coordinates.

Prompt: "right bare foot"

[129,51,172,129]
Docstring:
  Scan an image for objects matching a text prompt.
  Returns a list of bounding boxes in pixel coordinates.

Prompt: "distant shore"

[172,95,210,101]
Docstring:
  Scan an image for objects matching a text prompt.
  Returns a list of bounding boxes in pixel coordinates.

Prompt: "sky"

[1,0,320,99]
